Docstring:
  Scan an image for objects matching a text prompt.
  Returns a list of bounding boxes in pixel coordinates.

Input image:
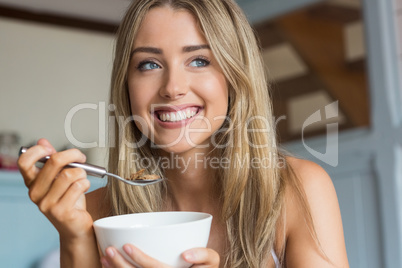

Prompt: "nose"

[159,68,188,100]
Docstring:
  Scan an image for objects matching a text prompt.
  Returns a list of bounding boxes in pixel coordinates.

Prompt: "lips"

[152,105,202,123]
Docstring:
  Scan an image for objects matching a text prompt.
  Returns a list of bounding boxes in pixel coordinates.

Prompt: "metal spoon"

[19,147,163,186]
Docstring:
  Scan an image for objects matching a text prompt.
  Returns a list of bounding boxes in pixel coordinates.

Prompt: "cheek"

[201,75,228,111]
[214,79,229,127]
[129,93,142,116]
[193,76,228,133]
[128,80,158,137]
[128,83,153,116]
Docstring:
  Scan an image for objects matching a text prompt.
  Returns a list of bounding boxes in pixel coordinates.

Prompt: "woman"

[18,0,349,267]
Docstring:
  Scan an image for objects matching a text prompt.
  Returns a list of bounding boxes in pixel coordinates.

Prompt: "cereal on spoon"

[127,169,160,181]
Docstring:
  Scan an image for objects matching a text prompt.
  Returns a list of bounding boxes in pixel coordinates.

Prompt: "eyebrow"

[182,44,210,52]
[131,47,162,56]
[130,44,210,58]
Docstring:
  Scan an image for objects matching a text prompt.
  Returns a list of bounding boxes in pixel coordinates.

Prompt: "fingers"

[28,148,86,204]
[101,245,169,268]
[182,248,220,268]
[57,176,90,210]
[37,168,88,214]
[100,246,220,268]
[37,138,57,153]
[18,143,53,186]
[18,138,87,207]
[123,245,169,268]
[100,247,136,268]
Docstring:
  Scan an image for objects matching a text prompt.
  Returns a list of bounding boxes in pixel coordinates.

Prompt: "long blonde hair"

[106,0,310,267]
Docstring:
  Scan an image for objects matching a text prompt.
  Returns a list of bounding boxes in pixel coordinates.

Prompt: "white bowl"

[93,211,212,268]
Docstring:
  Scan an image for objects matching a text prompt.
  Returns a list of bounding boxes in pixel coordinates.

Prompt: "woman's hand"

[17,138,93,240]
[100,245,220,268]
[18,139,101,267]
[181,247,220,268]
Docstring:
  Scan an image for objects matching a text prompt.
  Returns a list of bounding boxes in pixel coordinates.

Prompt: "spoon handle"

[19,146,107,178]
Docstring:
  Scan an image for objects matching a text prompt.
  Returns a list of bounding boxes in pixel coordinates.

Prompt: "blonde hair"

[106,0,313,267]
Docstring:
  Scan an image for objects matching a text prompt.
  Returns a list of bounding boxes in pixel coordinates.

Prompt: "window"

[254,0,370,142]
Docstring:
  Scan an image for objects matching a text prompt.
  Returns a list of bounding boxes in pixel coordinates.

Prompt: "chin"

[153,138,210,156]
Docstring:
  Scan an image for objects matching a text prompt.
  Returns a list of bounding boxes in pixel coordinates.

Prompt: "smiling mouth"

[154,106,201,122]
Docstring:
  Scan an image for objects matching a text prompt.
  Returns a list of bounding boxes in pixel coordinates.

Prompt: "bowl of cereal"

[93,211,212,268]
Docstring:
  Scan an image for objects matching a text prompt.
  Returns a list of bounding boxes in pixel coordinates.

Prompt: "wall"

[395,0,402,95]
[240,0,402,267]
[0,17,114,267]
[0,17,114,165]
[282,0,402,267]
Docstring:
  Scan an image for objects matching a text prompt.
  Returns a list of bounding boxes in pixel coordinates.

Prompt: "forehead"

[133,6,207,47]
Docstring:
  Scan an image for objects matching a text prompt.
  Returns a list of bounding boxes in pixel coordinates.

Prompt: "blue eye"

[138,61,161,71]
[189,58,210,67]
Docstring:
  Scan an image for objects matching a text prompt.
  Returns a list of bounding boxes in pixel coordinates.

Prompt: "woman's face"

[127,7,228,154]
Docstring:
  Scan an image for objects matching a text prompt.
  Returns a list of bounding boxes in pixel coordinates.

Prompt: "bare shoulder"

[86,187,110,221]
[286,157,335,196]
[284,157,336,234]
[283,157,349,267]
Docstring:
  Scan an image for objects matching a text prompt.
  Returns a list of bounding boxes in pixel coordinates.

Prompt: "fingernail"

[183,251,195,261]
[123,244,132,254]
[101,258,110,267]
[106,247,115,258]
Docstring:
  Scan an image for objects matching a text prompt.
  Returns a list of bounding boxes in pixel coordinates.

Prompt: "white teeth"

[179,111,185,120]
[158,108,199,122]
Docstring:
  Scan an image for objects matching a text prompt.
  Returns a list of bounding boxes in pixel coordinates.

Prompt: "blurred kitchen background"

[0,0,402,267]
